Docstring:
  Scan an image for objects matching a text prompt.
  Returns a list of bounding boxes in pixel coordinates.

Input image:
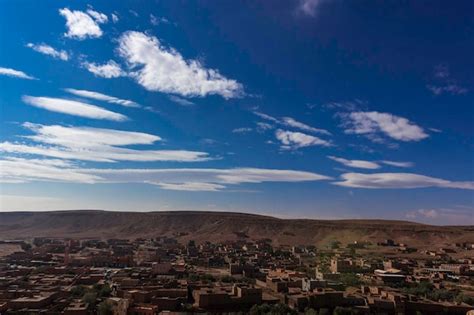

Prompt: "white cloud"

[0,157,331,192]
[275,129,332,149]
[154,182,225,192]
[324,100,367,112]
[22,95,127,121]
[381,160,414,168]
[111,13,119,23]
[253,111,279,123]
[117,31,243,98]
[168,95,195,106]
[86,9,108,23]
[297,0,328,17]
[281,117,331,135]
[340,111,428,142]
[232,127,253,134]
[22,123,160,148]
[256,122,273,132]
[0,67,36,80]
[328,156,380,169]
[87,167,332,191]
[254,111,330,135]
[26,43,69,61]
[59,8,106,40]
[64,88,140,107]
[427,84,468,95]
[0,158,99,184]
[427,65,468,95]
[0,123,210,163]
[334,172,474,190]
[83,60,125,78]
[150,14,169,26]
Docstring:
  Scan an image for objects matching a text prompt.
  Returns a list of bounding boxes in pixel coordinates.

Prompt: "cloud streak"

[0,67,36,80]
[328,156,380,169]
[335,172,474,190]
[0,157,332,191]
[22,96,127,121]
[26,43,69,61]
[0,123,210,163]
[254,111,330,135]
[381,160,414,168]
[64,88,140,107]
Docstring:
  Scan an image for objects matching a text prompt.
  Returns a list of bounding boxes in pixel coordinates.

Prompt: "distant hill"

[0,210,472,247]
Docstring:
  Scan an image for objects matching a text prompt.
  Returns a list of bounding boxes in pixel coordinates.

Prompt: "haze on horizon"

[0,0,473,225]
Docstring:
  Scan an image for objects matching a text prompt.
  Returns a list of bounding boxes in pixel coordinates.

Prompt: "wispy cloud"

[381,160,414,168]
[334,172,474,190]
[64,88,140,107]
[154,182,226,192]
[323,100,368,112]
[254,111,331,135]
[0,157,331,191]
[86,166,332,190]
[22,96,127,121]
[427,65,468,95]
[0,123,210,163]
[150,14,170,26]
[328,156,380,169]
[253,111,279,123]
[0,67,36,80]
[427,84,468,96]
[26,43,69,61]
[59,8,108,40]
[275,129,332,150]
[281,117,331,135]
[82,60,125,78]
[168,95,195,106]
[339,111,428,142]
[111,13,119,23]
[0,158,99,184]
[86,9,108,23]
[117,31,243,98]
[297,0,328,17]
[232,127,253,134]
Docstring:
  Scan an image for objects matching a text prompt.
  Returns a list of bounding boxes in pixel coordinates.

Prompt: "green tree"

[99,284,112,298]
[98,301,113,315]
[318,309,330,315]
[82,292,97,305]
[304,307,318,315]
[71,285,86,297]
[221,275,236,283]
[333,307,354,315]
[339,273,361,288]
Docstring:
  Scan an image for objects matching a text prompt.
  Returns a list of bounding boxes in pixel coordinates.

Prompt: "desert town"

[0,236,473,315]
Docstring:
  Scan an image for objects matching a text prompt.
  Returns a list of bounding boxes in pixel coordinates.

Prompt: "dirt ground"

[0,244,22,257]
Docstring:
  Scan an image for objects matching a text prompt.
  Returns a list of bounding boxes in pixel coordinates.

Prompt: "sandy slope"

[0,210,472,247]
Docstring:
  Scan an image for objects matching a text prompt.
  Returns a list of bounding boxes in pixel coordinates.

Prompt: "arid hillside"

[0,210,472,247]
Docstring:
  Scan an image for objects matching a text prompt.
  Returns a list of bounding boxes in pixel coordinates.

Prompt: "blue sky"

[0,0,473,225]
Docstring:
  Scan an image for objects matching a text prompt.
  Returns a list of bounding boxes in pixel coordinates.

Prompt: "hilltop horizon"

[0,208,451,226]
